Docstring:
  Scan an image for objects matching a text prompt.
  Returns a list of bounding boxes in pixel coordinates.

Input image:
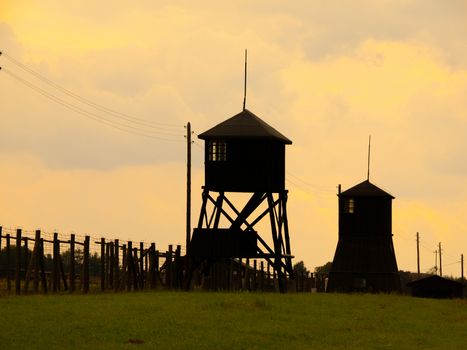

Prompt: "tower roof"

[339,180,394,199]
[198,109,292,144]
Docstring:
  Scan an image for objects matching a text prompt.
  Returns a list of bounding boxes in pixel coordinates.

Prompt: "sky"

[1,0,467,277]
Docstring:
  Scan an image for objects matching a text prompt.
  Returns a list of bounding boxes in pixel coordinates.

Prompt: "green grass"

[0,291,466,349]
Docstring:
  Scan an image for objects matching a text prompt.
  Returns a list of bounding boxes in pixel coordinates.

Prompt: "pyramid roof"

[339,180,394,198]
[198,109,292,144]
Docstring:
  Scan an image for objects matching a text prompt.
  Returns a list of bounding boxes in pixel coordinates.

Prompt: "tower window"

[344,198,355,214]
[208,140,227,162]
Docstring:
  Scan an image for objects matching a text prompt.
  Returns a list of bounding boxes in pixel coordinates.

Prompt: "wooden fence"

[0,226,315,295]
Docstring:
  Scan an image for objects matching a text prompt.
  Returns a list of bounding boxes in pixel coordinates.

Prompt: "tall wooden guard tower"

[189,108,294,292]
[327,180,401,293]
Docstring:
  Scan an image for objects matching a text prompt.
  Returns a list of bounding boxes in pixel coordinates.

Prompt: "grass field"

[0,291,466,350]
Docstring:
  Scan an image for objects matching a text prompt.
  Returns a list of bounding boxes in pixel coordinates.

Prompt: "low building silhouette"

[407,275,465,299]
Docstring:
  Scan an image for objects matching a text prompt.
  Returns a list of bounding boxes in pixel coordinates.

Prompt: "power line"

[1,67,184,142]
[286,171,333,194]
[1,51,181,130]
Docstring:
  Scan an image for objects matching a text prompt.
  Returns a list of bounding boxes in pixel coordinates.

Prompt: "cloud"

[1,1,466,276]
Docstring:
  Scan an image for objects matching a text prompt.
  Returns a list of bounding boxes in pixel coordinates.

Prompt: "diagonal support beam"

[229,192,265,231]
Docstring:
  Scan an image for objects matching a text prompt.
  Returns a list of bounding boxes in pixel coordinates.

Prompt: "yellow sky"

[1,0,467,276]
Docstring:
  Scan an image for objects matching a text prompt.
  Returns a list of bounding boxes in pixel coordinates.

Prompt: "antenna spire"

[367,135,371,181]
[243,49,247,111]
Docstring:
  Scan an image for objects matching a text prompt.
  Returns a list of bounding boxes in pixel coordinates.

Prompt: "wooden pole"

[0,226,2,251]
[100,238,105,291]
[145,246,149,288]
[69,234,75,293]
[149,243,155,289]
[83,236,90,293]
[139,242,144,289]
[122,244,127,291]
[109,242,114,289]
[439,242,443,277]
[186,122,192,255]
[15,229,22,295]
[53,232,59,292]
[114,239,119,292]
[6,234,11,292]
[34,230,40,293]
[105,242,110,290]
[39,238,47,293]
[126,241,132,291]
[416,232,421,278]
[132,248,139,291]
[461,253,464,282]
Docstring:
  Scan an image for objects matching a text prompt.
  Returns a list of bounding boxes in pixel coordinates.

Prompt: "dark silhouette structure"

[327,180,401,293]
[407,275,465,299]
[189,109,294,292]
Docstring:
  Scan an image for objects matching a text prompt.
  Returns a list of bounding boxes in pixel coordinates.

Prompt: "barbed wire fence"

[0,225,314,295]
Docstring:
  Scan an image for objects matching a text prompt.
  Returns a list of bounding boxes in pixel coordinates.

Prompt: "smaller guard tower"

[189,108,294,292]
[327,180,402,293]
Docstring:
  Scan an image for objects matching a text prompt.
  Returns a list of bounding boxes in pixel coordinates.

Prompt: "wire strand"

[1,68,185,142]
[1,52,182,129]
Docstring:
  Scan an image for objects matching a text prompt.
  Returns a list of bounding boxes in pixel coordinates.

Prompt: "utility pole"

[186,122,192,255]
[438,242,442,277]
[434,250,438,275]
[461,253,464,282]
[416,232,420,279]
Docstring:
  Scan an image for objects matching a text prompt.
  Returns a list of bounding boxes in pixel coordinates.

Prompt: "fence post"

[39,238,47,293]
[109,242,114,289]
[83,236,90,294]
[132,247,139,291]
[6,234,11,292]
[33,230,40,293]
[69,234,75,293]
[149,243,156,289]
[122,244,127,291]
[53,232,59,292]
[100,238,105,291]
[114,239,119,292]
[105,242,110,290]
[126,241,132,291]
[139,242,144,289]
[145,246,149,288]
[15,229,22,295]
